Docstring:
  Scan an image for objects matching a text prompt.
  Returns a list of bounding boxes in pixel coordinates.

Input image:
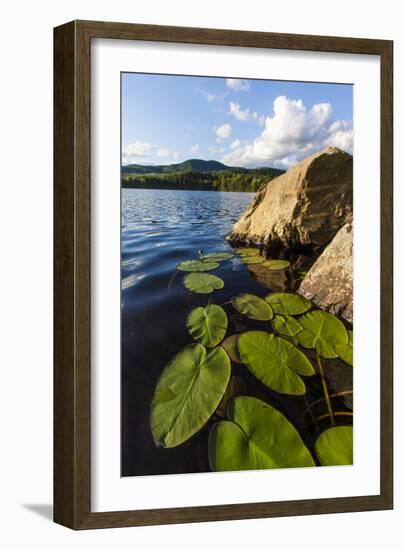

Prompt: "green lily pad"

[240,256,265,264]
[315,426,353,466]
[221,334,242,364]
[238,331,314,395]
[335,330,353,366]
[272,314,303,345]
[232,293,273,321]
[151,344,231,448]
[261,259,290,270]
[235,248,260,256]
[177,259,219,272]
[296,310,349,359]
[187,304,228,348]
[183,273,224,294]
[209,396,315,471]
[203,251,233,261]
[265,292,312,315]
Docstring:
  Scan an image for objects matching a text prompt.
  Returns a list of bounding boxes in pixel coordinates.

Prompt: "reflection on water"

[121,189,352,477]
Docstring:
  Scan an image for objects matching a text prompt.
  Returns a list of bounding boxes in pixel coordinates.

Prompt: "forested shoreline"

[122,168,284,192]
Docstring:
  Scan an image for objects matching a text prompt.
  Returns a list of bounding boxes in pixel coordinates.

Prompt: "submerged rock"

[227,147,352,248]
[247,263,288,292]
[298,222,353,323]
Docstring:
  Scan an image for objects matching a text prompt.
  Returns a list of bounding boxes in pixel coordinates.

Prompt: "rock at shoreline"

[298,222,353,323]
[227,147,352,248]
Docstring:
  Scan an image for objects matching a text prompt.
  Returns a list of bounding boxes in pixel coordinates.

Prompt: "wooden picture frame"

[54,19,393,529]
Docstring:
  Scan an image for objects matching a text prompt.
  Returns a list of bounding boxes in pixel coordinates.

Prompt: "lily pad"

[232,293,273,321]
[183,273,224,294]
[203,251,233,261]
[240,256,265,265]
[335,330,353,366]
[238,331,315,395]
[265,292,312,315]
[177,259,219,272]
[209,396,315,471]
[296,310,349,359]
[221,334,242,364]
[151,344,231,448]
[272,314,303,345]
[187,304,228,348]
[315,426,353,466]
[261,259,290,270]
[235,248,261,256]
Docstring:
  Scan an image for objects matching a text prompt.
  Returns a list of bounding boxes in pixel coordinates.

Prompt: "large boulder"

[227,147,352,248]
[298,221,353,323]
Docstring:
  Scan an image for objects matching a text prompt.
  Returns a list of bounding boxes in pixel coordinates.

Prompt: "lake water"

[121,188,352,477]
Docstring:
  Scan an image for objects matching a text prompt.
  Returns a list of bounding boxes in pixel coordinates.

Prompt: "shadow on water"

[121,189,352,477]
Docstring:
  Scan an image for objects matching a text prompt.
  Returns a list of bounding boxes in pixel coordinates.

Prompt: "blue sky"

[122,73,353,169]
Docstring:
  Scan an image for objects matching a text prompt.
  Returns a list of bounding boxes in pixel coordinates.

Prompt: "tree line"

[122,169,283,193]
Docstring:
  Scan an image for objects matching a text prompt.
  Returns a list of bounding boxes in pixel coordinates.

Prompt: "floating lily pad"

[296,310,349,359]
[265,292,312,315]
[221,334,242,364]
[183,273,224,294]
[203,251,233,261]
[232,293,273,321]
[187,304,228,348]
[151,344,231,448]
[261,259,290,270]
[238,331,315,395]
[176,259,219,272]
[209,396,315,471]
[240,256,265,265]
[335,330,353,366]
[235,248,261,256]
[314,426,353,466]
[272,314,303,345]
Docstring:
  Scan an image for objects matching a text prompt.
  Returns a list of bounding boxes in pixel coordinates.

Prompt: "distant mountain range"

[122,158,282,176]
[121,158,285,193]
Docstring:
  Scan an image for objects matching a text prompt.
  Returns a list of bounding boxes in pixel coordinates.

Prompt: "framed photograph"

[54,20,393,529]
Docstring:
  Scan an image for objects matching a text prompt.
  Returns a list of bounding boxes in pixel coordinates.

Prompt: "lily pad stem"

[303,396,319,432]
[309,390,353,409]
[167,270,179,291]
[316,351,335,426]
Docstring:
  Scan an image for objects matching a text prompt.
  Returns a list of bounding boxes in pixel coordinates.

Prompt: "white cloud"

[325,120,353,152]
[157,148,170,158]
[209,145,226,154]
[190,144,200,153]
[215,123,232,140]
[123,141,153,158]
[197,88,227,103]
[221,95,353,169]
[122,141,172,165]
[230,139,241,150]
[226,78,250,92]
[173,151,181,160]
[122,141,155,165]
[228,102,260,123]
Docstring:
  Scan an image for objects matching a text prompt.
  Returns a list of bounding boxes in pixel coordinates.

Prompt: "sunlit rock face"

[298,222,353,323]
[227,147,352,249]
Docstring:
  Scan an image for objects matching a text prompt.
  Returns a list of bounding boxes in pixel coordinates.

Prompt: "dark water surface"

[121,188,352,477]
